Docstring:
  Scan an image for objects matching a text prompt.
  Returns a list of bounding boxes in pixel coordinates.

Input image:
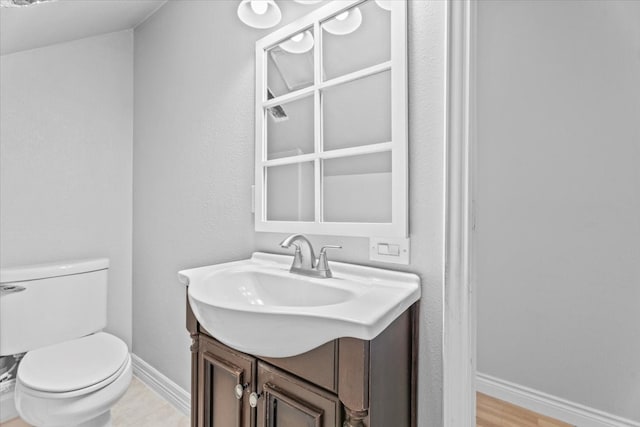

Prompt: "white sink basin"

[179,252,420,358]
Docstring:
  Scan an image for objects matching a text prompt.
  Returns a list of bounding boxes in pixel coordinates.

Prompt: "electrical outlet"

[369,237,410,265]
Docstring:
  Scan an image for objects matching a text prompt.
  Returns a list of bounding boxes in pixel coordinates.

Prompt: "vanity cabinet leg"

[190,333,199,427]
[343,408,368,427]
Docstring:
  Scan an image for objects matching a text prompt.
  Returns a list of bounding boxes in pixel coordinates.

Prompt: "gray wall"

[133,0,258,391]
[133,1,447,425]
[0,31,134,347]
[476,0,640,421]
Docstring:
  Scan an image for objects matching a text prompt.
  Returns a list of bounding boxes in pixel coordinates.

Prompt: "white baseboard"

[0,381,18,423]
[477,373,640,427]
[131,354,190,417]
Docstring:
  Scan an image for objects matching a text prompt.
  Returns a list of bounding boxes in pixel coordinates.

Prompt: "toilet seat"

[15,353,132,427]
[17,332,129,398]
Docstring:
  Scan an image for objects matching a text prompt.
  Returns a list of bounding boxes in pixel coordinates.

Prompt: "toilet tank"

[0,258,109,357]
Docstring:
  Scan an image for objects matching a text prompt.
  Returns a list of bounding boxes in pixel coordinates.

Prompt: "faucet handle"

[319,245,342,255]
[316,245,342,277]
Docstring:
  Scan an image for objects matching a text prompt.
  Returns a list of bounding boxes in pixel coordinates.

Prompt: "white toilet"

[0,258,132,427]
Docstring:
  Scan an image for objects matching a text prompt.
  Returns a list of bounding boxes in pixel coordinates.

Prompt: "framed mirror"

[254,0,407,237]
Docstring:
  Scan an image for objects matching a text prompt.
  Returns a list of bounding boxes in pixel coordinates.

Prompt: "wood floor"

[477,392,573,427]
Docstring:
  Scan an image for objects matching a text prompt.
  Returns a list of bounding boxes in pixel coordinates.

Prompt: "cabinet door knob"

[249,391,263,408]
[234,383,248,400]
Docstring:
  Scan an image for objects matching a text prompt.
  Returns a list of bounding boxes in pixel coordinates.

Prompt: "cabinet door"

[256,362,342,427]
[198,336,256,427]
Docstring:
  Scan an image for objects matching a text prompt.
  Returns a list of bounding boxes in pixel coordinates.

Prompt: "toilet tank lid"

[0,258,109,284]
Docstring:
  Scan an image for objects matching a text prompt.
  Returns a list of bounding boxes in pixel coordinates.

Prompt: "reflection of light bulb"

[323,7,362,35]
[279,30,314,54]
[250,0,268,15]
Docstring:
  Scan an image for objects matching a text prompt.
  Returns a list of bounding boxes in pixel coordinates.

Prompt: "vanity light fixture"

[322,7,362,35]
[279,30,314,54]
[237,0,282,29]
[237,0,390,32]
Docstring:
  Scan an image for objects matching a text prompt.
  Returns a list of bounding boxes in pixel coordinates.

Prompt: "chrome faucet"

[279,234,341,278]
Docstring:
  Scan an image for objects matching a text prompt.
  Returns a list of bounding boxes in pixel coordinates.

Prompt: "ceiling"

[0,0,167,55]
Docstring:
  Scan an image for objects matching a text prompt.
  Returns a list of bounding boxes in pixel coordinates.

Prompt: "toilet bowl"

[15,333,131,427]
[0,259,132,427]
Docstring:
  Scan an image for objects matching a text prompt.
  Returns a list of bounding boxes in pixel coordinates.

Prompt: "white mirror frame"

[254,0,408,237]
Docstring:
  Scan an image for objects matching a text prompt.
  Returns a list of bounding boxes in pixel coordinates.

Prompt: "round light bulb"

[250,0,268,15]
[237,0,281,29]
[375,0,392,11]
[336,11,349,21]
[291,33,305,42]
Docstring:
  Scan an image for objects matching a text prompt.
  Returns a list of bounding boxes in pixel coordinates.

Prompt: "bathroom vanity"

[180,251,420,427]
[182,0,417,424]
[186,301,416,427]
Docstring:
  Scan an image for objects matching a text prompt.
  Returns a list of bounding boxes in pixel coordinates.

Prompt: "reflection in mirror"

[266,162,314,221]
[322,69,391,151]
[267,94,314,159]
[322,0,390,80]
[267,28,315,98]
[323,6,362,36]
[323,151,392,223]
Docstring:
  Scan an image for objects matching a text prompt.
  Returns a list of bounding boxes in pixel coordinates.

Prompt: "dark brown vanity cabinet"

[256,362,342,427]
[187,302,416,427]
[196,335,255,427]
